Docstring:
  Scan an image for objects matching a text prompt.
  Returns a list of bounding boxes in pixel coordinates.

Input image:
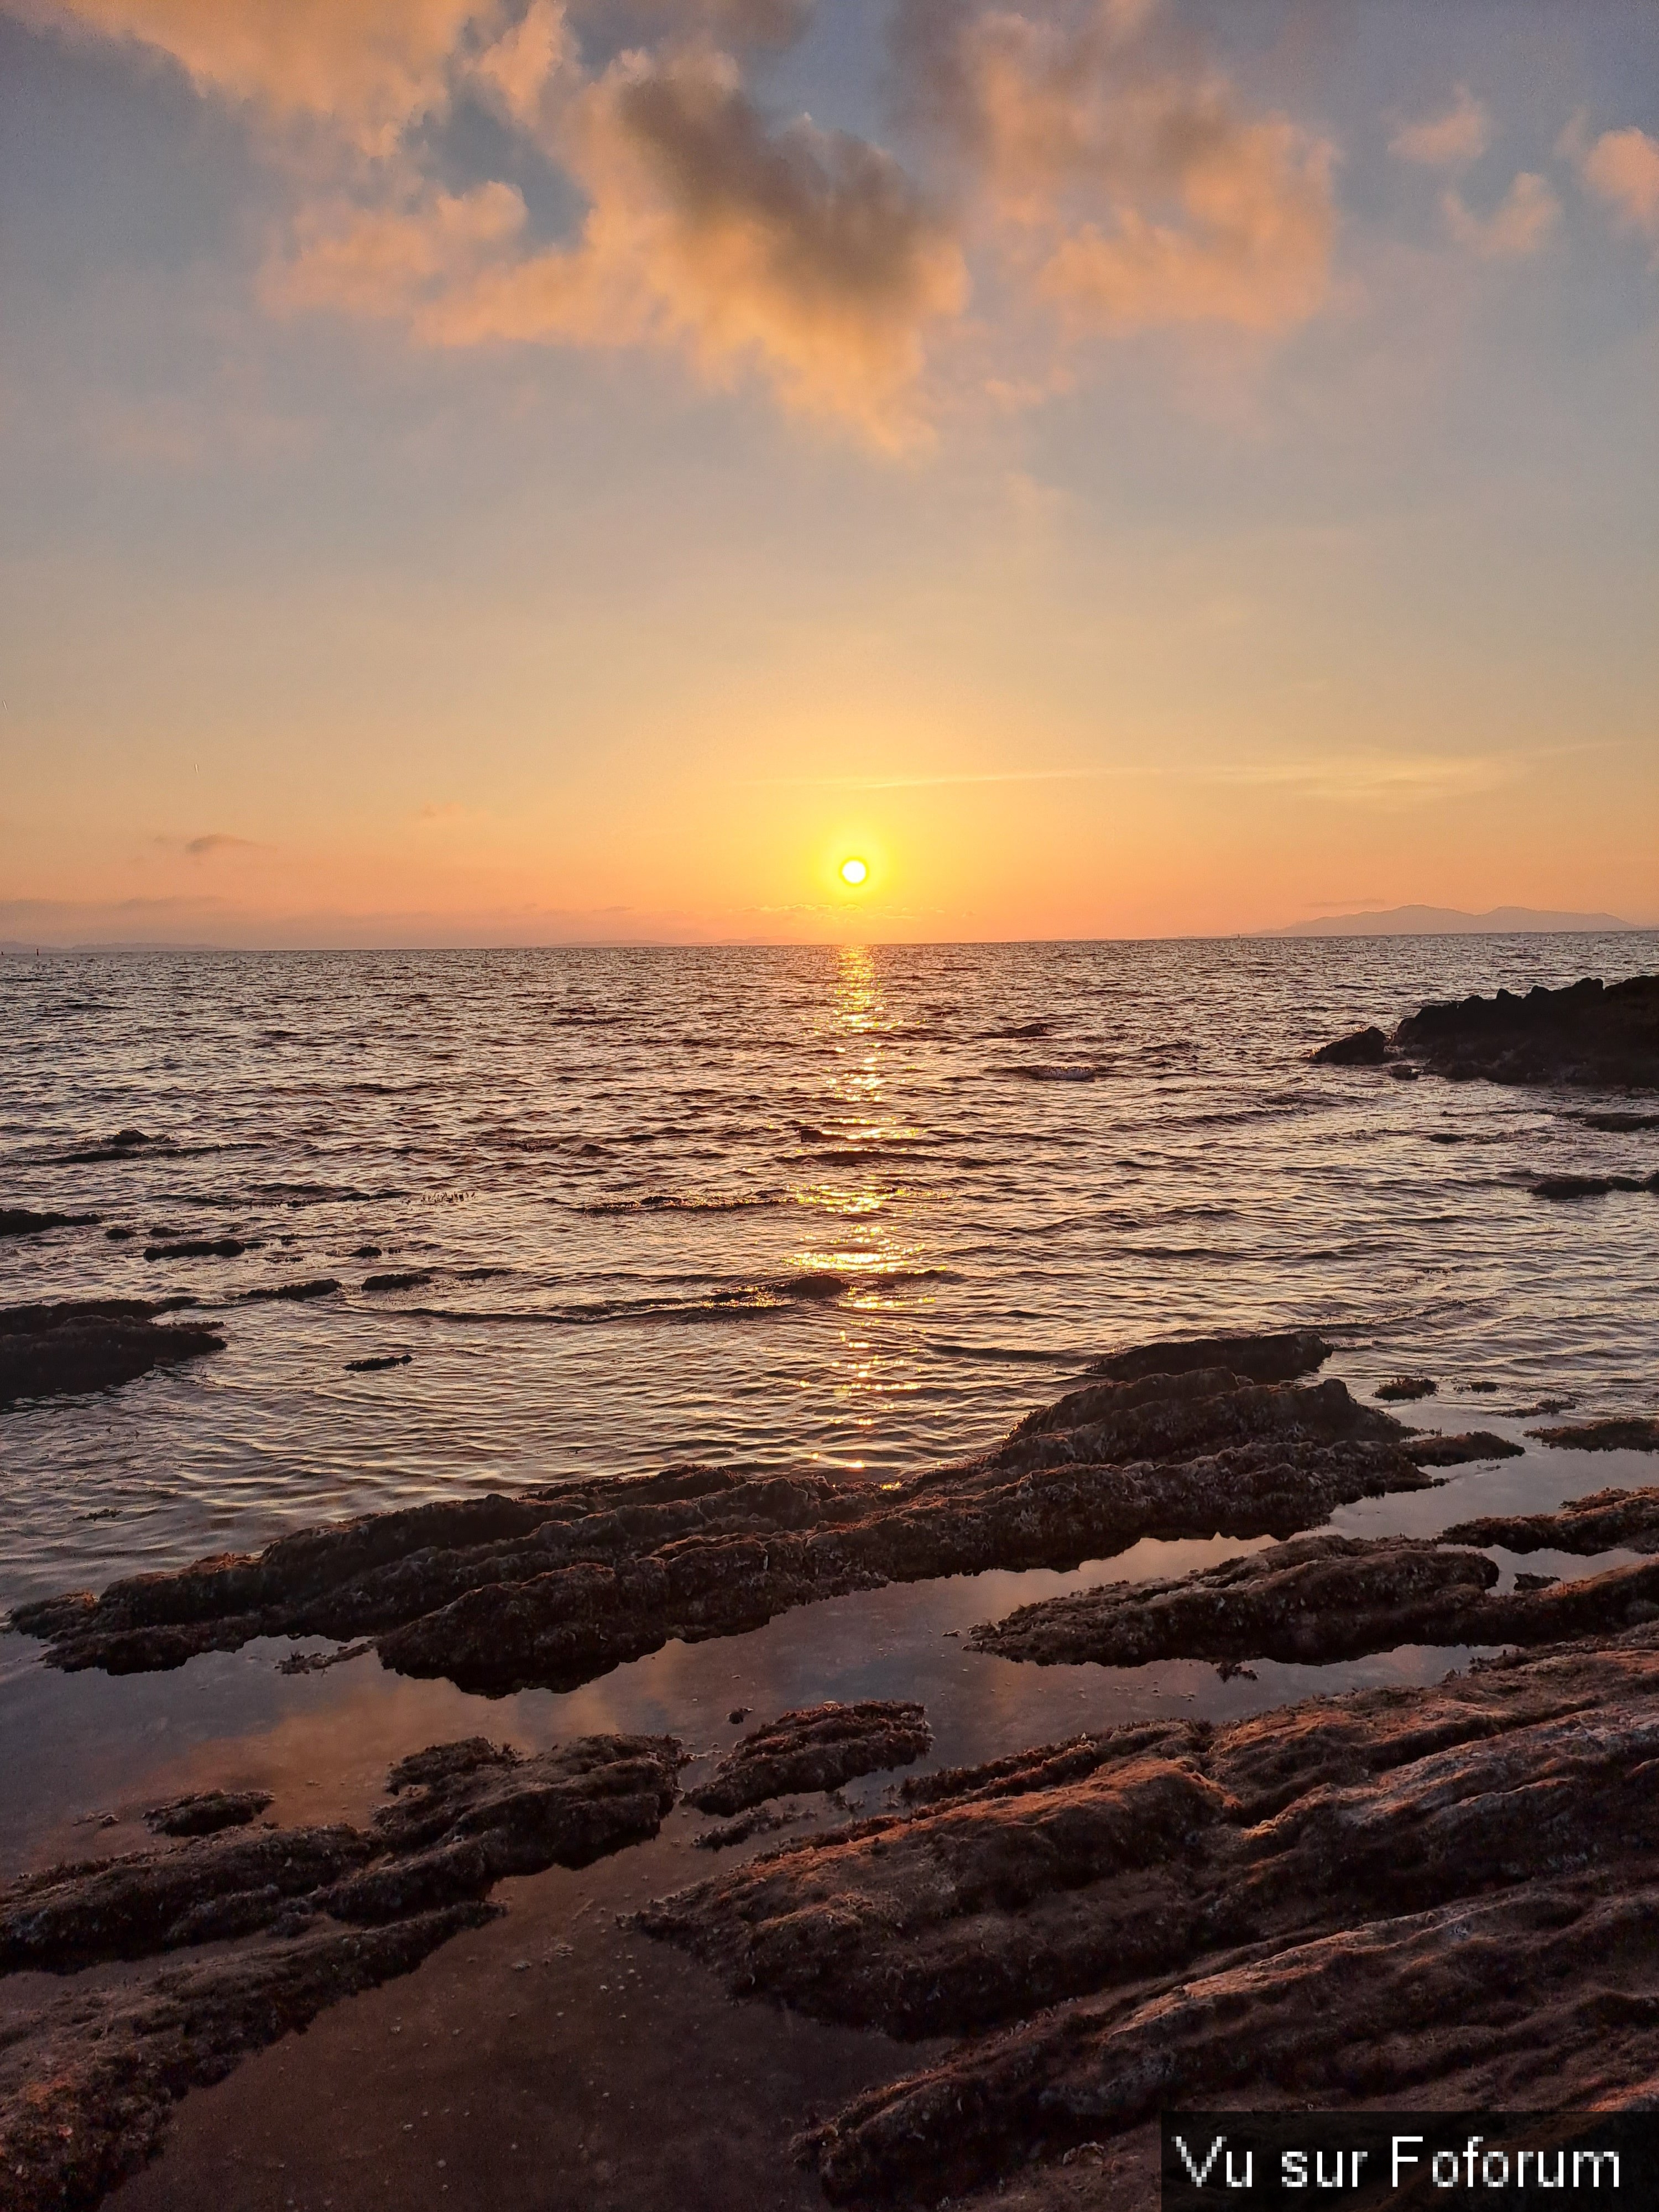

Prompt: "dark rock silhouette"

[239,1278,340,1302]
[1532,1172,1659,1201]
[362,1269,434,1292]
[143,1237,257,1261]
[1412,975,1657,1086]
[10,1335,1440,1692]
[1310,1026,1387,1066]
[687,1703,932,1816]
[0,1299,224,1409]
[345,1352,413,1371]
[0,1208,100,1238]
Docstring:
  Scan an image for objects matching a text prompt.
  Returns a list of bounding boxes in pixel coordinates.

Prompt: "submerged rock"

[239,1277,340,1302]
[969,1530,1659,1670]
[635,1634,1659,2203]
[1532,1172,1659,1201]
[9,1334,1441,1693]
[345,1352,413,1371]
[1375,1374,1436,1401]
[0,1207,100,1238]
[0,1298,224,1409]
[143,1237,257,1261]
[687,1702,932,1816]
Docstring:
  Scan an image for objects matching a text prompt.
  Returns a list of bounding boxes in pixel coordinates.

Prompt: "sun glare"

[839,857,869,887]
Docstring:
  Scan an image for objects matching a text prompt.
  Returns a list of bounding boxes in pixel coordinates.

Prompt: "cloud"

[19,0,480,149]
[150,831,265,857]
[1577,124,1659,244]
[1389,86,1489,170]
[23,0,1343,440]
[274,39,968,444]
[900,0,1337,338]
[1442,171,1559,260]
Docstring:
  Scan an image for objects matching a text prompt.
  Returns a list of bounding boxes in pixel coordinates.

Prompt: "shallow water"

[4,933,1657,1619]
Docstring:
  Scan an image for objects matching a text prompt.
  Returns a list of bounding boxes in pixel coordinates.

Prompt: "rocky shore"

[10,1331,1455,1691]
[643,1631,1659,2204]
[9,1322,1659,2212]
[0,1297,225,1408]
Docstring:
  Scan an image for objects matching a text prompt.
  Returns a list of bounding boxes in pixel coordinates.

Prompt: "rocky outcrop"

[1443,1485,1659,1552]
[143,1238,257,1261]
[9,1337,1440,1693]
[1531,1417,1659,1453]
[1,1733,680,1976]
[1394,974,1659,1086]
[635,1634,1659,2203]
[968,1531,1659,1670]
[0,1905,493,2212]
[0,1299,225,1409]
[687,1703,932,1817]
[0,1732,682,2208]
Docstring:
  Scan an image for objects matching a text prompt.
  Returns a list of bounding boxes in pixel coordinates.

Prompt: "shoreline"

[7,1329,1659,2209]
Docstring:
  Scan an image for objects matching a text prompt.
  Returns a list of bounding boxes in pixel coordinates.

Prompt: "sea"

[3,932,1658,1869]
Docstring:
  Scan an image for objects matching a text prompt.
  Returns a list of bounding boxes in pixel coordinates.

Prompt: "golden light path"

[839,857,869,886]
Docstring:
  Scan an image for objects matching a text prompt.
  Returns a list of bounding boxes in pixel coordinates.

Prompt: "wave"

[989,1063,1108,1083]
[398,1270,856,1328]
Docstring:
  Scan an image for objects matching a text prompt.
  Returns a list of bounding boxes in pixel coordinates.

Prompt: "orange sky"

[2,0,1656,943]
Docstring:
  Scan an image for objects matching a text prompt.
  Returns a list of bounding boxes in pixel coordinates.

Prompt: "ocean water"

[4,931,1657,1624]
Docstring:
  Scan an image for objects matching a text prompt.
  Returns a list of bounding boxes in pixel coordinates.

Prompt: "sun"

[839,857,869,887]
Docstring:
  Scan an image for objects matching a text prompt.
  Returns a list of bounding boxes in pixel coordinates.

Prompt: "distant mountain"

[1269,904,1635,939]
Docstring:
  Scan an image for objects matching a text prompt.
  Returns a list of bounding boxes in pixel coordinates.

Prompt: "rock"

[633,1635,1659,2203]
[352,1244,383,1258]
[362,1269,434,1292]
[345,1352,413,1371]
[1444,1486,1659,1552]
[687,1703,932,1815]
[1310,1026,1389,1066]
[1530,1417,1659,1453]
[1375,1375,1436,1401]
[143,1790,274,1838]
[0,1298,225,1410]
[1577,1111,1659,1132]
[969,1531,1659,1670]
[0,1905,494,2212]
[239,1278,340,1302]
[1532,1172,1658,1201]
[727,1707,751,1725]
[9,1336,1439,1693]
[143,1237,257,1261]
[0,1732,679,1981]
[104,1227,134,1241]
[1389,974,1659,1089]
[1082,1328,1331,1387]
[693,1804,804,1851]
[0,1208,100,1237]
[1402,1429,1522,1465]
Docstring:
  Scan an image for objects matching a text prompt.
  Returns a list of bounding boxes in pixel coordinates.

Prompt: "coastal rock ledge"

[8,1329,1449,1694]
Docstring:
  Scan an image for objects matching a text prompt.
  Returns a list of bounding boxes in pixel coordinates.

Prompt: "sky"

[1,0,1655,946]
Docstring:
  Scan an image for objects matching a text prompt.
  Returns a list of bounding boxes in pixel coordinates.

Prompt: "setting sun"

[839,857,869,887]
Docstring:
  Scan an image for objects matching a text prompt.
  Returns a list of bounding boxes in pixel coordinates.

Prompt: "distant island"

[1269,904,1634,938]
